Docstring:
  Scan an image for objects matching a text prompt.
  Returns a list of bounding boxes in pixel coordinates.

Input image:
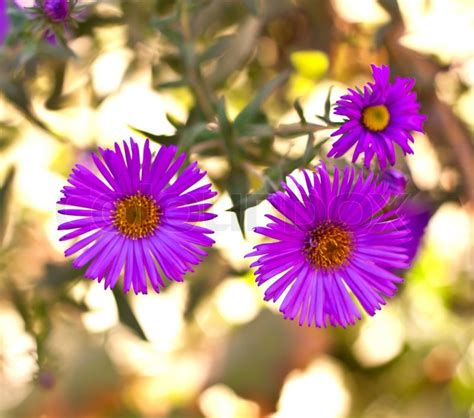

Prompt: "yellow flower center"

[113,192,161,239]
[362,104,390,132]
[305,222,353,269]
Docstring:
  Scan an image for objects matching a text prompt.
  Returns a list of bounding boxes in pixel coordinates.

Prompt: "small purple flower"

[380,168,430,262]
[58,138,217,294]
[0,0,8,44]
[42,0,68,22]
[247,164,412,328]
[13,0,85,45]
[328,64,426,169]
[382,168,408,195]
[399,200,431,262]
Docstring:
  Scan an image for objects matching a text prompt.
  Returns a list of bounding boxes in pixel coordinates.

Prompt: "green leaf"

[229,135,328,216]
[155,79,186,90]
[112,287,148,341]
[0,167,15,247]
[226,166,250,237]
[237,123,274,138]
[234,71,289,130]
[0,75,63,140]
[166,113,184,130]
[199,35,234,63]
[324,86,334,119]
[290,50,329,80]
[8,278,32,332]
[293,98,307,125]
[151,15,182,45]
[178,122,213,153]
[37,262,85,288]
[130,127,179,146]
[208,17,263,87]
[216,98,239,166]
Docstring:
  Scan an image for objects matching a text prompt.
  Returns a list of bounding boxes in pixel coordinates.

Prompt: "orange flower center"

[362,104,390,132]
[113,192,161,239]
[305,222,353,269]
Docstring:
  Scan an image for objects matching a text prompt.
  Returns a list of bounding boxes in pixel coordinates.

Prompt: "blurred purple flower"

[0,0,8,44]
[382,168,408,195]
[42,0,68,22]
[400,200,431,262]
[247,164,412,328]
[328,64,426,169]
[381,167,430,262]
[57,138,217,294]
[14,0,86,45]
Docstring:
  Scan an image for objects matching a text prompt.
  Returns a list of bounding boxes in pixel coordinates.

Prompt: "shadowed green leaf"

[324,85,334,119]
[199,35,234,63]
[227,165,250,237]
[112,287,148,341]
[155,79,186,90]
[216,98,239,165]
[38,262,85,288]
[130,127,179,146]
[294,98,307,125]
[0,167,15,247]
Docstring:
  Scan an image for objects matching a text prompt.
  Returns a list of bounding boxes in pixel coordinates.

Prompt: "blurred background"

[0,0,473,417]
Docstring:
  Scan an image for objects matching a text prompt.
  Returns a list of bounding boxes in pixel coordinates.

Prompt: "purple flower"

[42,0,68,22]
[399,200,431,262]
[58,138,217,294]
[13,0,85,45]
[382,168,408,195]
[0,0,8,44]
[328,64,426,169]
[247,164,411,328]
[380,168,430,261]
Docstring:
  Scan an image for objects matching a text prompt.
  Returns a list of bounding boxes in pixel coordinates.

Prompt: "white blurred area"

[426,202,473,268]
[0,303,37,411]
[272,357,351,418]
[81,282,119,333]
[399,0,474,62]
[353,307,405,367]
[331,0,389,25]
[332,0,474,64]
[406,133,441,191]
[215,278,260,325]
[199,384,260,418]
[206,192,272,270]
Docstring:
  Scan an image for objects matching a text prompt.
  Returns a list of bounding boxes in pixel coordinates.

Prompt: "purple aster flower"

[42,0,68,22]
[0,0,8,44]
[247,164,412,328]
[328,64,426,169]
[57,138,217,294]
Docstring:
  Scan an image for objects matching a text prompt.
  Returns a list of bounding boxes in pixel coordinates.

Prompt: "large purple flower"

[328,64,426,169]
[58,138,217,294]
[247,164,412,328]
